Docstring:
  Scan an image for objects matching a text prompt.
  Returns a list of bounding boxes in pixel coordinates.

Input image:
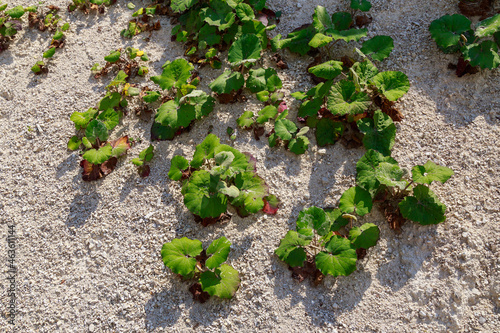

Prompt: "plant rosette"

[292,58,409,153]
[275,205,380,285]
[1,4,36,53]
[168,134,279,226]
[161,236,240,302]
[68,0,117,14]
[91,47,150,79]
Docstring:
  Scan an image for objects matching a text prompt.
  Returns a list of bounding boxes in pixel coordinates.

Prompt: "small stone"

[318,149,326,155]
[478,317,486,324]
[419,310,427,318]
[89,324,95,332]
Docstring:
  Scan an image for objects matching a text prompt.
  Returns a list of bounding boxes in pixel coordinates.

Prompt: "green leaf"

[53,31,64,40]
[276,25,316,55]
[274,119,297,141]
[127,2,135,9]
[228,34,262,66]
[214,145,251,175]
[107,71,128,89]
[331,12,353,30]
[151,121,176,141]
[104,50,121,63]
[82,145,113,165]
[328,28,367,42]
[169,155,189,181]
[327,208,350,231]
[371,71,410,101]
[82,137,92,149]
[171,0,199,13]
[184,170,228,218]
[62,23,70,31]
[246,68,282,93]
[161,237,203,277]
[181,90,216,119]
[85,119,108,144]
[350,60,379,88]
[209,70,245,94]
[411,161,454,185]
[98,92,122,111]
[462,41,500,69]
[70,108,98,129]
[97,108,119,131]
[308,33,333,48]
[327,80,371,116]
[139,145,154,162]
[357,110,396,156]
[356,149,399,194]
[360,36,394,61]
[429,14,472,52]
[201,0,235,31]
[198,24,222,47]
[43,47,56,58]
[110,136,130,158]
[231,172,267,215]
[308,60,343,80]
[312,6,335,33]
[350,0,372,12]
[6,5,24,18]
[200,264,240,299]
[315,236,357,277]
[205,237,231,269]
[132,158,143,166]
[216,180,240,198]
[339,186,373,216]
[143,91,161,103]
[256,91,270,102]
[298,98,323,118]
[235,3,254,21]
[375,162,408,189]
[288,136,309,155]
[155,100,196,129]
[237,111,255,128]
[399,185,447,225]
[349,223,380,249]
[256,105,278,124]
[316,118,344,146]
[475,13,500,38]
[191,134,220,168]
[151,58,194,91]
[275,231,311,267]
[67,136,81,151]
[297,206,331,237]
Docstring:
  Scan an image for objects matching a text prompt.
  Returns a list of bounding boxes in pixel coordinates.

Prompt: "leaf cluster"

[275,206,380,280]
[121,2,166,38]
[429,13,500,73]
[68,0,116,13]
[293,59,409,151]
[132,145,155,177]
[150,58,215,141]
[0,4,36,52]
[161,236,240,300]
[168,134,279,221]
[272,5,390,59]
[91,47,150,79]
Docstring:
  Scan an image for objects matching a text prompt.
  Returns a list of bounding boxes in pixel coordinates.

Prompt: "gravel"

[0,0,499,332]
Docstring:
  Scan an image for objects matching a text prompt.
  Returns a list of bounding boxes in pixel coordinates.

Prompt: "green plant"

[121,1,166,38]
[68,0,116,13]
[161,236,240,302]
[29,6,70,74]
[355,150,454,229]
[272,4,392,61]
[168,134,279,225]
[131,145,154,177]
[292,58,409,151]
[91,47,150,78]
[275,206,379,284]
[429,13,500,76]
[0,3,36,52]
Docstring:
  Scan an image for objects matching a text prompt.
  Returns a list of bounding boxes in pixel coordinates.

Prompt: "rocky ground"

[0,0,499,332]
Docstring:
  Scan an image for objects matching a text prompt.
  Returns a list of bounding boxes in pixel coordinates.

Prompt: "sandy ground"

[0,0,499,332]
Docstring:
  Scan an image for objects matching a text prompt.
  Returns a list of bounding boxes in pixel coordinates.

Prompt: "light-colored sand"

[0,0,499,332]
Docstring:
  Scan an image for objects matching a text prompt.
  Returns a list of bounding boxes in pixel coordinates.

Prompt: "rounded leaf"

[275,231,311,267]
[315,236,357,276]
[97,108,120,131]
[274,119,297,141]
[475,13,500,38]
[349,223,380,249]
[356,149,399,194]
[169,155,189,181]
[316,118,344,147]
[67,136,81,151]
[297,206,331,236]
[171,0,199,13]
[161,237,203,277]
[191,134,220,168]
[183,170,228,218]
[209,70,245,94]
[339,186,373,216]
[85,119,108,144]
[151,58,194,91]
[82,145,113,165]
[429,14,471,50]
[462,41,500,69]
[288,136,309,155]
[399,185,447,225]
[308,60,343,80]
[371,71,410,101]
[200,264,240,299]
[228,34,262,65]
[411,161,454,185]
[246,68,282,93]
[357,110,396,156]
[360,36,394,61]
[327,80,371,116]
[205,236,231,269]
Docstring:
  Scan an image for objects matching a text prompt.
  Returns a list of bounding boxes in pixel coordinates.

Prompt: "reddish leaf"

[194,213,231,227]
[271,53,288,69]
[256,13,268,26]
[341,56,355,68]
[278,101,287,113]
[289,255,324,286]
[458,0,495,19]
[372,94,404,122]
[262,198,279,215]
[100,157,117,175]
[379,199,405,233]
[356,248,367,260]
[253,126,265,140]
[449,57,479,77]
[355,15,372,27]
[80,160,102,181]
[139,165,150,177]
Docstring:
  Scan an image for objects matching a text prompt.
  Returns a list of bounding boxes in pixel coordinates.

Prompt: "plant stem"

[403,180,414,192]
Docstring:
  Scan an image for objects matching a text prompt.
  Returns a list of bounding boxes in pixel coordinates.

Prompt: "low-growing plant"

[121,1,168,38]
[148,58,216,140]
[292,58,409,151]
[91,47,150,78]
[0,3,36,53]
[68,0,116,14]
[275,205,380,284]
[430,13,500,76]
[30,6,70,74]
[131,144,154,177]
[168,134,279,225]
[161,236,240,302]
[272,4,392,62]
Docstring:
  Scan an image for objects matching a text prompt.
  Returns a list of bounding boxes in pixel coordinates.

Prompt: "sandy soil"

[0,0,499,332]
